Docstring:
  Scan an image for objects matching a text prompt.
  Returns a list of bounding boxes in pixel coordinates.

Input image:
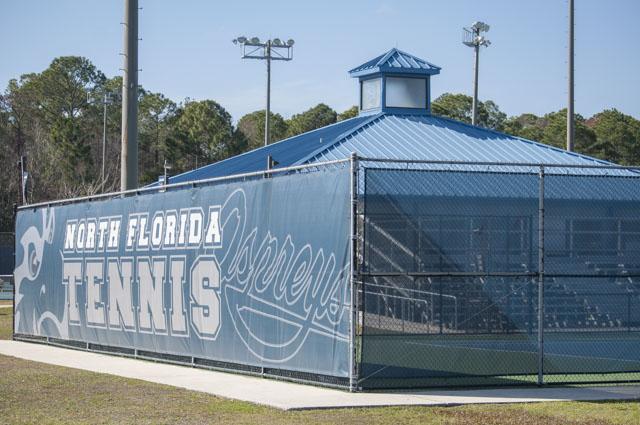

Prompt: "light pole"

[88,91,118,191]
[232,36,294,146]
[567,0,575,151]
[463,22,491,126]
[121,0,139,191]
[163,159,172,186]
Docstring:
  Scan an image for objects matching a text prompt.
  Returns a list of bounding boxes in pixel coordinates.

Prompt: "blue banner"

[14,167,352,378]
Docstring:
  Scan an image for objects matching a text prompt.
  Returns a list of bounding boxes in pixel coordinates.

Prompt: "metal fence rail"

[355,159,640,389]
[0,275,12,301]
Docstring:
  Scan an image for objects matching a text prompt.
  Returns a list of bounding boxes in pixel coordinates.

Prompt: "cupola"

[349,48,441,116]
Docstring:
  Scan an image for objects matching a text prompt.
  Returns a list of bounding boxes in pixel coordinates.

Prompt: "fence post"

[628,294,632,333]
[439,279,444,334]
[537,165,545,386]
[10,206,17,340]
[349,152,359,392]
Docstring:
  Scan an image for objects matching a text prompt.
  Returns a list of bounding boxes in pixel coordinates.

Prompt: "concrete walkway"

[0,340,639,410]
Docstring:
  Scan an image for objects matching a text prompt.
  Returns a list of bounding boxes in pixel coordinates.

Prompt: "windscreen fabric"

[14,166,352,379]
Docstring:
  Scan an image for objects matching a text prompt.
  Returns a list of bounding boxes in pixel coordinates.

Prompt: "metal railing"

[18,158,351,210]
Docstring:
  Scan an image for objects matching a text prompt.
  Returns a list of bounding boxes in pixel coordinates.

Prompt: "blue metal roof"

[166,114,375,184]
[349,48,441,78]
[161,48,633,188]
[306,113,613,168]
[166,111,623,185]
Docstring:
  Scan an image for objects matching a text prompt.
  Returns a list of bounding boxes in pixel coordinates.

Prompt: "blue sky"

[1,0,639,122]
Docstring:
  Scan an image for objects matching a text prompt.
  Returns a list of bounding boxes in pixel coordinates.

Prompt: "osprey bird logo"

[14,208,61,335]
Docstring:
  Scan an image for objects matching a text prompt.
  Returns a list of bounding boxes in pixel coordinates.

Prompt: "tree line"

[1,56,639,232]
[432,93,640,165]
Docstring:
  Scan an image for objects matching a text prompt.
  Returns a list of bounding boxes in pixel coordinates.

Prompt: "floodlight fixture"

[471,21,490,33]
[462,21,491,126]
[232,36,295,148]
[475,36,491,47]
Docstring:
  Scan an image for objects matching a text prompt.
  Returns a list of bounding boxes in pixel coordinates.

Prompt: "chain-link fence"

[0,232,14,275]
[0,275,13,301]
[0,232,14,301]
[354,159,640,389]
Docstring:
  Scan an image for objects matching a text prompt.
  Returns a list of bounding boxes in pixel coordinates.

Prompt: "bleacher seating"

[363,211,640,335]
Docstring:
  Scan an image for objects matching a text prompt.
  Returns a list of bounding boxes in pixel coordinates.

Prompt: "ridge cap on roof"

[295,113,386,165]
[380,48,441,70]
[375,48,399,66]
[165,114,371,182]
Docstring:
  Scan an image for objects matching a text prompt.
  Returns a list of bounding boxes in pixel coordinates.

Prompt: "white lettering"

[204,208,222,247]
[188,211,203,245]
[97,219,109,250]
[76,220,86,251]
[164,212,177,247]
[170,257,187,336]
[107,258,135,330]
[85,259,106,327]
[190,256,220,339]
[138,216,149,248]
[62,260,82,325]
[108,219,120,249]
[126,216,138,249]
[138,257,167,333]
[85,220,96,251]
[151,213,163,248]
[64,222,77,251]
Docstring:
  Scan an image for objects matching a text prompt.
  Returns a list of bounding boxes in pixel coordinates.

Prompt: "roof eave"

[379,65,441,76]
[349,66,440,79]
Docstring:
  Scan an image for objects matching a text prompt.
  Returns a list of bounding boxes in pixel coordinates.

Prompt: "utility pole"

[472,42,480,126]
[567,0,575,151]
[88,91,117,192]
[463,22,491,126]
[102,93,108,186]
[265,40,271,148]
[163,159,172,186]
[17,156,27,205]
[121,0,139,191]
[233,36,295,147]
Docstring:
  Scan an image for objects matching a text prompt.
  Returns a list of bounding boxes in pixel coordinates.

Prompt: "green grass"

[1,307,639,424]
[0,305,12,340]
[0,353,638,425]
